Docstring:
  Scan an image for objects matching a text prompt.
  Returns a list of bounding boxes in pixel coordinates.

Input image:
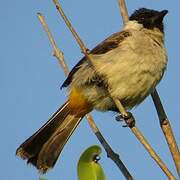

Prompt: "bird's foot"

[116,112,135,128]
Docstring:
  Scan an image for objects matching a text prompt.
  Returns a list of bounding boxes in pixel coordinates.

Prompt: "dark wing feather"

[61,31,131,88]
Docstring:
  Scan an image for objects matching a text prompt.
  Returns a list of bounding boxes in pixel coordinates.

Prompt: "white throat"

[123,20,143,31]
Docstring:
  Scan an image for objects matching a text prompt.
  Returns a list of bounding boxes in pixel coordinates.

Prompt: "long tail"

[16,101,83,173]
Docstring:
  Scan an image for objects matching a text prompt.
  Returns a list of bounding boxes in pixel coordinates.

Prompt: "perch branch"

[118,0,129,24]
[51,0,176,179]
[86,114,134,180]
[151,90,180,177]
[37,12,133,180]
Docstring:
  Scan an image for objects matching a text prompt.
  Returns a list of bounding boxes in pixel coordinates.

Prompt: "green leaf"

[39,176,47,180]
[77,145,106,180]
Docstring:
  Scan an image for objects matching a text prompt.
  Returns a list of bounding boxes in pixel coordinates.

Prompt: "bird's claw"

[115,112,135,128]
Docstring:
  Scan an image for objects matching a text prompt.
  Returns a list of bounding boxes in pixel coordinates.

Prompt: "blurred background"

[0,0,179,179]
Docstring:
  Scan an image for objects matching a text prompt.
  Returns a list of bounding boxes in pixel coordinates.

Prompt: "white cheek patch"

[124,21,143,31]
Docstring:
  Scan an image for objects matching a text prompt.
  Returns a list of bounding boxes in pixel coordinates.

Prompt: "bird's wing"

[61,30,131,88]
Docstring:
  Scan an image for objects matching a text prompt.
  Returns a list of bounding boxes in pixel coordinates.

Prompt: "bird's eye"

[93,154,101,163]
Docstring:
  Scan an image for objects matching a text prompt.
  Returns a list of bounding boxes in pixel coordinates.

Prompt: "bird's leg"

[116,112,135,128]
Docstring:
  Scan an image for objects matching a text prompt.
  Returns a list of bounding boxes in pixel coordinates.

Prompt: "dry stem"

[86,114,134,180]
[51,0,176,179]
[118,0,129,24]
[37,13,69,76]
[37,12,133,180]
[151,90,180,178]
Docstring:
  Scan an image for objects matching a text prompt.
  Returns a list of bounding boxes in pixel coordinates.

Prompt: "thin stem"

[86,114,134,180]
[151,90,180,178]
[52,0,96,67]
[37,12,133,180]
[37,13,69,76]
[131,127,175,179]
[52,1,90,60]
[51,1,176,179]
[115,99,176,179]
[118,0,129,25]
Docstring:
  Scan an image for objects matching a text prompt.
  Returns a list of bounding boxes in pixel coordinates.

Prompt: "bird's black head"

[129,8,168,32]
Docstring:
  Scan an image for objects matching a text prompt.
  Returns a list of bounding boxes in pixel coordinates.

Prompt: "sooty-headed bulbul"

[16,8,168,173]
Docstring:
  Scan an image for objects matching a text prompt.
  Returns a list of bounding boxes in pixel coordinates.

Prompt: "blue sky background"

[1,0,180,179]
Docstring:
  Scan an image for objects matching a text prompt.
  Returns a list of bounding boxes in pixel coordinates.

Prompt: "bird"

[77,145,106,180]
[16,8,168,173]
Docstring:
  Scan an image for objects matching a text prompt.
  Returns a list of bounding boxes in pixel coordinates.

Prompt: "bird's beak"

[160,10,168,18]
[154,10,168,23]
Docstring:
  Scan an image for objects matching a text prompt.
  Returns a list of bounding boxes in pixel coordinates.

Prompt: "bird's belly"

[80,71,158,111]
[105,60,165,109]
[110,73,156,109]
[91,54,166,110]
